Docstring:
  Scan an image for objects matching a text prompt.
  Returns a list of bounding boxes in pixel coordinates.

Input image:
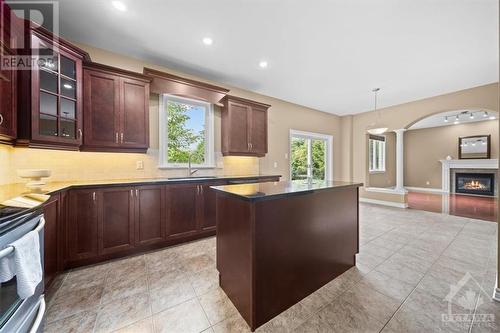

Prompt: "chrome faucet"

[188,154,199,177]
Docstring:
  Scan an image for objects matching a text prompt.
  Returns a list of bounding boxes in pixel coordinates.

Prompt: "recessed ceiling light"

[259,60,268,68]
[112,1,127,11]
[202,37,213,46]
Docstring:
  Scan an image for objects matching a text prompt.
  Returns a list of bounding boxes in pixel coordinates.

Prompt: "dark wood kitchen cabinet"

[43,193,61,288]
[99,187,135,255]
[200,181,226,231]
[67,189,99,262]
[222,95,270,157]
[17,30,89,150]
[0,45,16,144]
[83,63,151,153]
[165,183,199,238]
[135,185,165,246]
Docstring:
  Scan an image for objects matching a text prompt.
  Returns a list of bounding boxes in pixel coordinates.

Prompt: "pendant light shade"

[366,88,388,135]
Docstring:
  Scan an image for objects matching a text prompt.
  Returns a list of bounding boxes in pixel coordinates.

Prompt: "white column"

[394,129,406,192]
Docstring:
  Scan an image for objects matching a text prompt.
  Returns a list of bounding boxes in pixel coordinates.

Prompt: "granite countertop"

[0,174,281,208]
[211,180,363,202]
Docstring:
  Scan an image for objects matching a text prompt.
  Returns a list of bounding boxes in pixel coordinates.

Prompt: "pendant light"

[367,88,388,135]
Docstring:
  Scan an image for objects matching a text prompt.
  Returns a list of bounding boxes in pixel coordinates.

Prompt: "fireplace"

[455,173,495,196]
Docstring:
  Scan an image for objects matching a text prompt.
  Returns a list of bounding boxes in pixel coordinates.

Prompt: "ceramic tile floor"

[44,203,500,333]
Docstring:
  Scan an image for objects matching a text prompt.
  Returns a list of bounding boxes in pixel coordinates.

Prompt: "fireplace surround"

[455,173,495,196]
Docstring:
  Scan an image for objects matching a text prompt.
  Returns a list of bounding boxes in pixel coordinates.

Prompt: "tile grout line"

[377,219,470,332]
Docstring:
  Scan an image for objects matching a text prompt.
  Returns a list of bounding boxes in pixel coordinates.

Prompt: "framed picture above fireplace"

[458,135,491,159]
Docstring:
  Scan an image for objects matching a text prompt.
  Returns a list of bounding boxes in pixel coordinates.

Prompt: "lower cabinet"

[43,193,61,288]
[63,177,280,267]
[99,187,135,255]
[135,185,165,246]
[67,189,99,262]
[165,184,199,238]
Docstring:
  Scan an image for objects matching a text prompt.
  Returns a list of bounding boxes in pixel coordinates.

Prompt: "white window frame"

[289,129,333,181]
[369,135,386,173]
[158,94,215,169]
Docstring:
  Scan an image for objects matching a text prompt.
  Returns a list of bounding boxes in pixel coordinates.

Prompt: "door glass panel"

[311,139,326,181]
[290,133,330,182]
[60,98,76,119]
[60,78,76,99]
[40,92,58,116]
[39,70,58,93]
[60,119,76,139]
[39,114,58,136]
[290,137,308,181]
[60,55,76,79]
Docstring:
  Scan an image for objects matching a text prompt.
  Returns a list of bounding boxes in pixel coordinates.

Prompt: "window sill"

[157,164,219,170]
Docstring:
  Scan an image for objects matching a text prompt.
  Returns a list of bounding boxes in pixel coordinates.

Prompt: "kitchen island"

[211,180,362,331]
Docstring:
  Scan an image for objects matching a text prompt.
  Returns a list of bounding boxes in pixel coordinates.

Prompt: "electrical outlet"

[136,160,144,170]
[285,153,288,159]
[273,162,278,168]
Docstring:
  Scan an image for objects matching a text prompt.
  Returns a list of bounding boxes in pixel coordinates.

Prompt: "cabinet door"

[249,106,268,156]
[43,194,60,288]
[135,185,165,246]
[83,69,121,149]
[31,35,83,147]
[120,78,149,149]
[67,189,98,261]
[98,187,135,255]
[0,47,16,140]
[165,184,199,238]
[224,100,250,154]
[200,181,226,231]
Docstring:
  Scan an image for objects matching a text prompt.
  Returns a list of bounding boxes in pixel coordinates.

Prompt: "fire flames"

[463,180,487,190]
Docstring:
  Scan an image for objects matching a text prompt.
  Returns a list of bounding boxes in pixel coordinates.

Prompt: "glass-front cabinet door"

[31,34,82,147]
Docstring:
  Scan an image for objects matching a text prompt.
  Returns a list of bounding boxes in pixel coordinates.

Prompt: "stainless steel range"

[0,198,47,333]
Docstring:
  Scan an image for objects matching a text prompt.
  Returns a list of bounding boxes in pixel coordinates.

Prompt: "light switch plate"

[273,162,278,168]
[136,161,144,170]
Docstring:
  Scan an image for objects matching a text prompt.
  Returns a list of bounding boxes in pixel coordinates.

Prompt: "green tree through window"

[167,100,206,164]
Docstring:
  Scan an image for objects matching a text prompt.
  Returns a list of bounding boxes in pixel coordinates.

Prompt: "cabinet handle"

[92,192,96,201]
[0,113,3,126]
[135,189,138,197]
[200,186,203,195]
[130,189,133,197]
[115,132,119,143]
[121,133,124,143]
[78,129,82,139]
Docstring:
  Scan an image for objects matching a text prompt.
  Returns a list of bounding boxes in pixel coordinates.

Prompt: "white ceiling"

[57,0,498,115]
[408,109,499,130]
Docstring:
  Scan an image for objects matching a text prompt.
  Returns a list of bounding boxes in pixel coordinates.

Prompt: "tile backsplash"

[0,147,259,185]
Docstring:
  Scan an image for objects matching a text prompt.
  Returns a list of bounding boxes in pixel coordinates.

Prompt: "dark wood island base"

[212,181,362,331]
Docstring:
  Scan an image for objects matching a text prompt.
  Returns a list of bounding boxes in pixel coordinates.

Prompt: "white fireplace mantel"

[440,159,499,193]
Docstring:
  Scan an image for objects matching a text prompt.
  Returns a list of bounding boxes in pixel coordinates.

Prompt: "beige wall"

[347,83,499,199]
[0,43,343,185]
[367,132,396,188]
[405,120,499,188]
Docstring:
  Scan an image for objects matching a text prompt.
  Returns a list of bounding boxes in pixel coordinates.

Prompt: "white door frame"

[289,129,334,181]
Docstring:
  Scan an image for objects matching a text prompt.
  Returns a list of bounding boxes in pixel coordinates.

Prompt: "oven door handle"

[28,295,45,333]
[0,217,45,260]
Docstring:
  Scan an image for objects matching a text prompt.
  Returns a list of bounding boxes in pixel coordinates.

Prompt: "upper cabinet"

[83,63,151,153]
[221,95,270,157]
[16,30,88,150]
[0,44,17,143]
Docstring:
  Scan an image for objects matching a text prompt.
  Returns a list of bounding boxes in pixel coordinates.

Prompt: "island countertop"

[211,180,363,201]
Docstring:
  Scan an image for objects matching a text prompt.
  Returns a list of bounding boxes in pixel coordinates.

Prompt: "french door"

[290,130,332,181]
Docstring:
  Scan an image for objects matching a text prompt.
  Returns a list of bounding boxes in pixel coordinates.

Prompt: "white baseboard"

[359,197,408,209]
[405,186,445,194]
